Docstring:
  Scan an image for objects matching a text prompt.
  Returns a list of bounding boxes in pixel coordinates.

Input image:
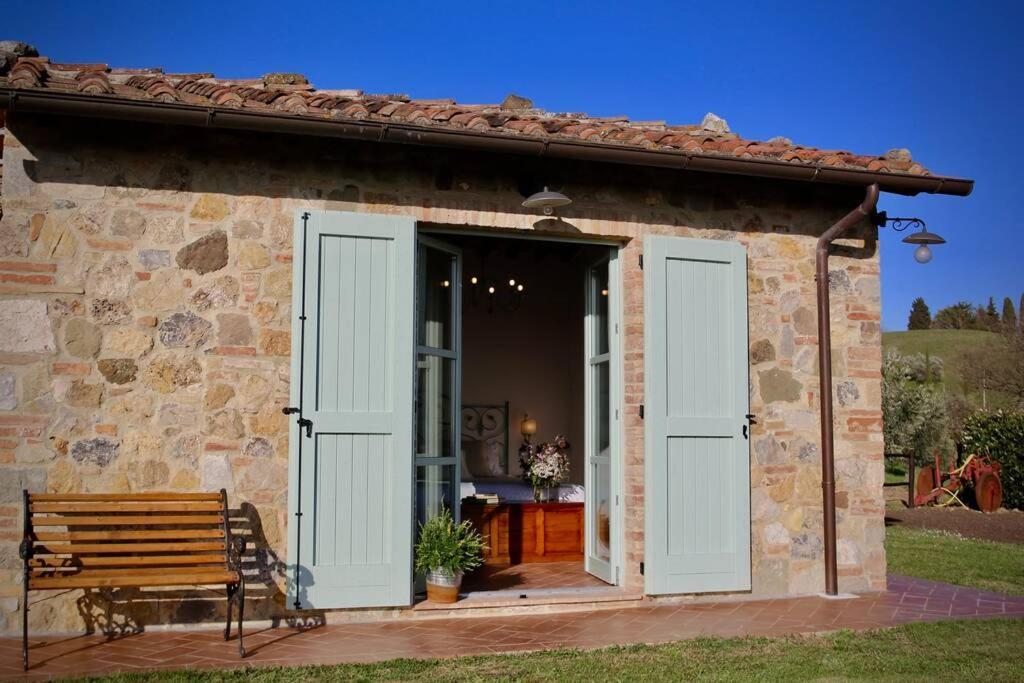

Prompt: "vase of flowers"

[519,435,570,502]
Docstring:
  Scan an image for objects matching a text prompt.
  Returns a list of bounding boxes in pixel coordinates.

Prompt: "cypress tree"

[1002,297,1017,332]
[908,297,932,330]
[987,297,999,327]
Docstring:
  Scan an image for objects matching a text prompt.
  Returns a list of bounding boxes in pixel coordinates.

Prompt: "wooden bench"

[19,489,246,670]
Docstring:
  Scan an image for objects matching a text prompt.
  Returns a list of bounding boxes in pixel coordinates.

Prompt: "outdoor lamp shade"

[522,186,572,215]
[520,415,538,437]
[901,229,946,245]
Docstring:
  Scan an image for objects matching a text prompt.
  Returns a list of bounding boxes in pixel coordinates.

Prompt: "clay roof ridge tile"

[49,63,108,72]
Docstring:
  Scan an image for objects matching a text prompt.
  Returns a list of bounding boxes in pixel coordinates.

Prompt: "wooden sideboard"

[461,501,584,565]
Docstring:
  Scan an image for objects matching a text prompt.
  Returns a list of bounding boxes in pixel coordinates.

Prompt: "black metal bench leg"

[224,584,235,641]
[236,577,246,658]
[22,584,28,671]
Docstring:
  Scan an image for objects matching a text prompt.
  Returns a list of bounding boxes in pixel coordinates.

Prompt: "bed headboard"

[461,402,510,475]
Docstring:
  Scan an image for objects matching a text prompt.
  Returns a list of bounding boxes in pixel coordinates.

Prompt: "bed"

[460,403,584,564]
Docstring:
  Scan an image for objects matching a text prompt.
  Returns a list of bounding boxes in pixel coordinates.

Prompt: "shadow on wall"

[6,113,879,246]
[71,504,324,635]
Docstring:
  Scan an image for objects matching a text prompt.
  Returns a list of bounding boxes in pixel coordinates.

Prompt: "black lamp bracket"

[873,210,926,232]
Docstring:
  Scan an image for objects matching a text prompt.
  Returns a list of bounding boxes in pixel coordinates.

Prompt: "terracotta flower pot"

[426,569,463,604]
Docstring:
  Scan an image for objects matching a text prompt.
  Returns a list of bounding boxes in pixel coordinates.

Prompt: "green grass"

[82,620,1024,682]
[885,526,1024,595]
[884,458,908,485]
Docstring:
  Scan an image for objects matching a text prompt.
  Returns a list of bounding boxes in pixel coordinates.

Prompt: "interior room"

[421,230,615,594]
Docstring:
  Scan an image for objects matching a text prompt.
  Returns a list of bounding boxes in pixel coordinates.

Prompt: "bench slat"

[29,554,228,568]
[33,529,225,542]
[29,571,239,590]
[31,502,223,513]
[32,515,224,527]
[32,566,233,578]
[29,493,222,502]
[34,542,226,554]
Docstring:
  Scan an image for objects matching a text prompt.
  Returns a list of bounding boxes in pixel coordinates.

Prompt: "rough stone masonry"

[0,115,886,633]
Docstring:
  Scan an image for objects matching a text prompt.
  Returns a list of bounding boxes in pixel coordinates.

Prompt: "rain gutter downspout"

[816,182,880,596]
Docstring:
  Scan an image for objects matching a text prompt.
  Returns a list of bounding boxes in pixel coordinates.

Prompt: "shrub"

[413,507,486,576]
[962,410,1024,510]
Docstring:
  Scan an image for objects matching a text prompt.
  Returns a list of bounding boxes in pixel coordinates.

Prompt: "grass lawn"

[885,526,1024,595]
[884,457,908,485]
[86,619,1024,682]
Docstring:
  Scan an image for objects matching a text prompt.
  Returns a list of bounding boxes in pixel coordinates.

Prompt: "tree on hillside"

[975,304,989,330]
[961,328,1024,408]
[1003,297,1018,333]
[882,350,951,459]
[932,301,976,329]
[908,297,932,330]
[986,297,1000,330]
[1019,292,1024,331]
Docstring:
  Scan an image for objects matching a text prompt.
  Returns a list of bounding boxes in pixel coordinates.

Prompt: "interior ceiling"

[432,232,606,266]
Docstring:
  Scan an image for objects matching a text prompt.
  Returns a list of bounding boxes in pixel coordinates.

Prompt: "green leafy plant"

[413,507,486,577]
[962,410,1024,510]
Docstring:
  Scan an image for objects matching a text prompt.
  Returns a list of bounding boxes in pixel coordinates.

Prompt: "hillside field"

[883,329,996,389]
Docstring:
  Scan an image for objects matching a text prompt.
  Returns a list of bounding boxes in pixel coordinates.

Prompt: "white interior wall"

[460,243,587,483]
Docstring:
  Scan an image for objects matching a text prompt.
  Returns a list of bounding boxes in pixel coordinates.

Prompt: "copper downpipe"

[816,182,879,595]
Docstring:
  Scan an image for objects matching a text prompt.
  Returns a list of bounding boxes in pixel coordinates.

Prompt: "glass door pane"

[415,236,461,528]
[585,253,615,584]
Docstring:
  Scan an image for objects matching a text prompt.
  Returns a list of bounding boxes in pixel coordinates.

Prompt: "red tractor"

[914,452,1004,513]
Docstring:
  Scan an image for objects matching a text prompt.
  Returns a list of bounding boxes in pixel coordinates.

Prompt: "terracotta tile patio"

[3,575,1023,680]
[462,561,610,592]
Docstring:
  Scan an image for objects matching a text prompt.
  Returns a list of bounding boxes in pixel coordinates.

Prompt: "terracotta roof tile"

[0,52,945,177]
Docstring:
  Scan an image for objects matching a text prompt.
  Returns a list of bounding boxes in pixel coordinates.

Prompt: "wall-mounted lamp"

[873,211,947,264]
[522,186,572,216]
[520,414,538,443]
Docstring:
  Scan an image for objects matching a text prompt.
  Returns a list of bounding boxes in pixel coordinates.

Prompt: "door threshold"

[412,586,642,612]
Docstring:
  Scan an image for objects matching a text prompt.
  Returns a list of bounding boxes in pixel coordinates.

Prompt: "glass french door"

[414,236,462,527]
[585,251,618,584]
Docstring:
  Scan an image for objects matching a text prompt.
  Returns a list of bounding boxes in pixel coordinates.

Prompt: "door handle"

[282,407,313,438]
[742,414,757,440]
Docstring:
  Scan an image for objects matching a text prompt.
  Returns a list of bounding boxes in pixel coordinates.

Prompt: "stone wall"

[0,114,885,633]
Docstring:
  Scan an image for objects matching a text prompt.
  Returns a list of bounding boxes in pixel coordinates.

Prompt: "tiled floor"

[463,561,610,592]
[3,575,1023,680]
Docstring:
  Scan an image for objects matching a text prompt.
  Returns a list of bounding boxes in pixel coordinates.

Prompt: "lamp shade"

[520,414,538,436]
[522,186,572,215]
[902,229,946,245]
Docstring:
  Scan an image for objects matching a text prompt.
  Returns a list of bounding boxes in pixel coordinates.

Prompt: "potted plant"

[519,435,571,502]
[414,507,486,603]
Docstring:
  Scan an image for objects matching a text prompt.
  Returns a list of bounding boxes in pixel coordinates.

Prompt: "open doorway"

[415,229,621,597]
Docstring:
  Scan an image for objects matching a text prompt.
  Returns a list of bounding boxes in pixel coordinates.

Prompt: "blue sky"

[7,1,1021,330]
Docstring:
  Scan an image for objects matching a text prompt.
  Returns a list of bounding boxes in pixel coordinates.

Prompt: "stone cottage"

[0,43,972,633]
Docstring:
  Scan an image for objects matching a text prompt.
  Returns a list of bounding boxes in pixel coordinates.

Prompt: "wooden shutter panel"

[643,236,751,594]
[287,210,416,609]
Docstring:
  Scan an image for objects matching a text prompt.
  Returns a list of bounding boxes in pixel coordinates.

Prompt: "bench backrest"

[23,490,238,590]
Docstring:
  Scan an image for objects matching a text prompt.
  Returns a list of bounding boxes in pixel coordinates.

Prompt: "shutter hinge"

[639,404,645,419]
[640,561,645,576]
[639,254,644,269]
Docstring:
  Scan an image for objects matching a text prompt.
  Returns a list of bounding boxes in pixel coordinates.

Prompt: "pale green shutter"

[287,210,415,608]
[643,236,751,594]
